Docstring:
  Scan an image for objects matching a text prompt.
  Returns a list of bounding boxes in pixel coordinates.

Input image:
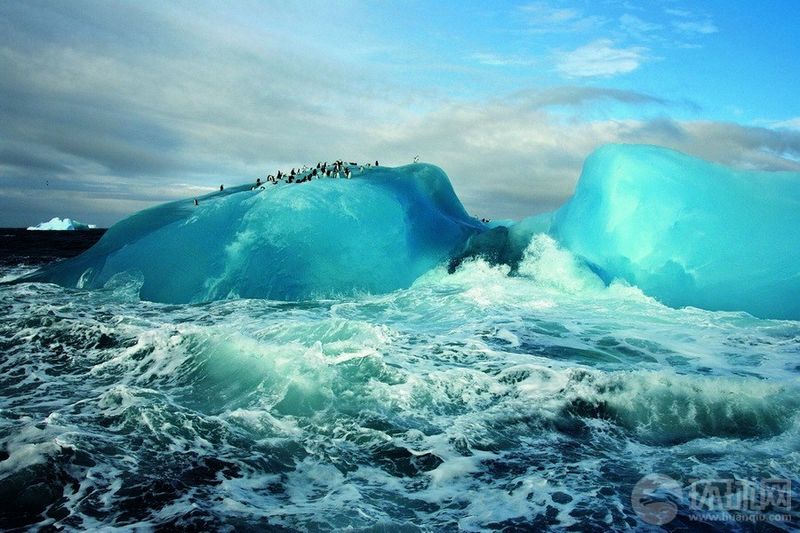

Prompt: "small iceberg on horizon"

[27,217,97,231]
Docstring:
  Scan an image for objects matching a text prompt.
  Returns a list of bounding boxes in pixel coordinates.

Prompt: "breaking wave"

[1,233,798,529]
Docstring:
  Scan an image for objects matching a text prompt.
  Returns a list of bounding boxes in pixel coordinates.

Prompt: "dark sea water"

[0,230,798,531]
[0,229,106,268]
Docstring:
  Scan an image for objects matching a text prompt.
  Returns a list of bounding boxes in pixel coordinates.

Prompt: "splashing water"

[1,233,798,530]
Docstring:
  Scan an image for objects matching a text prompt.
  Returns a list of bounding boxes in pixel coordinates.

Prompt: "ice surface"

[551,144,800,320]
[26,217,97,231]
[23,164,483,303]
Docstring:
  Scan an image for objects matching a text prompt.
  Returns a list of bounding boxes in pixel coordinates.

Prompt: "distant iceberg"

[27,217,97,231]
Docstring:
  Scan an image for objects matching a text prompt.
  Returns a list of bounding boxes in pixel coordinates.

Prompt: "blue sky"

[1,0,799,226]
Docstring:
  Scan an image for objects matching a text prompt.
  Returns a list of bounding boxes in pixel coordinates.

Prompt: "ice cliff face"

[23,164,484,303]
[550,144,800,320]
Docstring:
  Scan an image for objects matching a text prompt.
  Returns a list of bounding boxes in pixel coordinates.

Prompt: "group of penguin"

[255,160,380,189]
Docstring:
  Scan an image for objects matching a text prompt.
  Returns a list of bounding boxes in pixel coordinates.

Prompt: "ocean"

[0,229,798,531]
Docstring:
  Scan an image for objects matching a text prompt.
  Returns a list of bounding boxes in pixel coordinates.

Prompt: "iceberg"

[550,144,800,320]
[27,217,97,231]
[21,164,484,303]
[15,146,800,319]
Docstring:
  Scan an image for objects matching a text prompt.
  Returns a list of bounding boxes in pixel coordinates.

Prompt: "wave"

[1,271,797,529]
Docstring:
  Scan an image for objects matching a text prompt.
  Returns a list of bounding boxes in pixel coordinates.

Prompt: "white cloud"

[770,118,800,130]
[556,39,649,78]
[619,14,662,38]
[518,2,606,33]
[674,20,718,34]
[664,8,693,18]
[471,52,536,67]
[519,2,581,23]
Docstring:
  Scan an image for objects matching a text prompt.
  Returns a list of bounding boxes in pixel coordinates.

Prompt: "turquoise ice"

[23,164,483,303]
[550,144,800,320]
[20,146,800,319]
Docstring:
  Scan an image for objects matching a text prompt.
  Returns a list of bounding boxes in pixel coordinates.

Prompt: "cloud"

[618,14,662,39]
[518,2,606,33]
[663,6,718,38]
[0,1,411,225]
[664,8,693,18]
[356,102,800,220]
[673,121,800,170]
[519,2,581,23]
[0,1,796,228]
[507,86,667,108]
[673,20,718,35]
[556,39,649,78]
[770,118,800,131]
[471,52,536,67]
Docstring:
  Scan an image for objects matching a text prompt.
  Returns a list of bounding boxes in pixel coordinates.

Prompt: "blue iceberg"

[22,164,483,303]
[17,146,800,319]
[550,144,800,320]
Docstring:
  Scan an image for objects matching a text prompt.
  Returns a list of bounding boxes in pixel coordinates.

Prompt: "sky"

[1,0,800,227]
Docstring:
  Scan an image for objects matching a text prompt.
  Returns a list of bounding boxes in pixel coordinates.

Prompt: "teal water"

[1,233,798,530]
